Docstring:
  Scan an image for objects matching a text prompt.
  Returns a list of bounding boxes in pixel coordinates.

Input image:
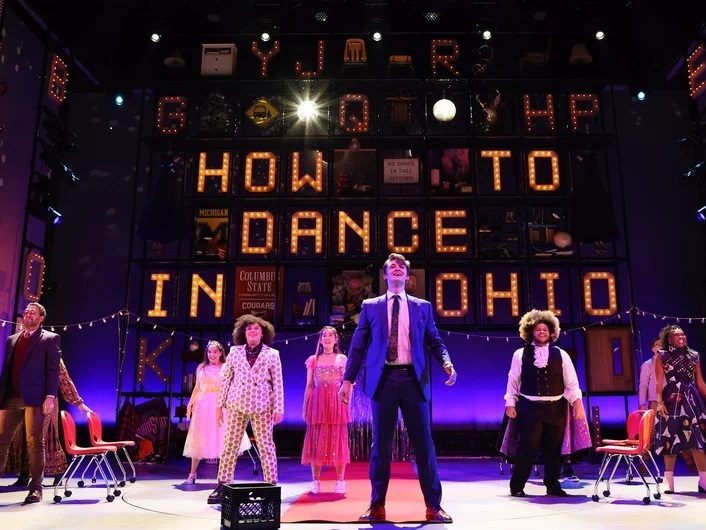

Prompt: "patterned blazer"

[217,344,284,415]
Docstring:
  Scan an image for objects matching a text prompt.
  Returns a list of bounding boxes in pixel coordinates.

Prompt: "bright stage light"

[297,100,318,121]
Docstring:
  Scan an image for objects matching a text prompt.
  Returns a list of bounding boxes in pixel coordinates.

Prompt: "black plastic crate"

[221,482,281,530]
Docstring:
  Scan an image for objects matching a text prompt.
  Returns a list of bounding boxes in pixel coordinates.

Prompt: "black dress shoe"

[10,476,30,488]
[510,490,526,497]
[359,505,386,522]
[426,507,453,523]
[546,488,568,497]
[207,484,223,505]
[24,489,42,504]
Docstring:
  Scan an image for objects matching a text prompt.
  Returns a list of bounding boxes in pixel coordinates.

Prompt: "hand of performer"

[444,364,457,386]
[505,406,517,419]
[273,413,283,424]
[572,399,585,421]
[78,403,92,414]
[42,396,55,415]
[216,406,224,427]
[656,402,667,416]
[338,381,352,405]
[186,402,193,420]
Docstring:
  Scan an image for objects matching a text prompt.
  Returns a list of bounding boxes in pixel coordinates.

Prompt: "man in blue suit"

[0,303,61,504]
[338,253,457,523]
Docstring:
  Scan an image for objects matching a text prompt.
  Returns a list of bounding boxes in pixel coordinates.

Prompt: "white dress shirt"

[638,357,658,406]
[386,290,411,365]
[504,343,582,406]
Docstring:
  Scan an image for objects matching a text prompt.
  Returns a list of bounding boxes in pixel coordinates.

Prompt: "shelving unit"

[119,31,635,458]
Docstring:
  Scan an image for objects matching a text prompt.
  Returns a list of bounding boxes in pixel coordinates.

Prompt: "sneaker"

[334,480,346,494]
[307,480,320,494]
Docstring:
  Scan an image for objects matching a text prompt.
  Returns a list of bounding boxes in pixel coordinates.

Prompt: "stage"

[0,457,704,530]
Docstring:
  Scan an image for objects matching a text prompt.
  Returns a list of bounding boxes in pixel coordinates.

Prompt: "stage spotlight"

[684,160,705,179]
[259,18,278,43]
[595,30,605,40]
[432,98,456,122]
[698,205,706,222]
[297,100,318,121]
[55,162,80,186]
[114,94,125,107]
[635,90,646,101]
[422,11,440,22]
[481,30,492,40]
[366,13,386,42]
[150,32,161,43]
[313,10,328,22]
[47,206,63,225]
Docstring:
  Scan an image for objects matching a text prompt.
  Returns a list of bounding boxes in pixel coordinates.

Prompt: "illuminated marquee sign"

[145,268,619,319]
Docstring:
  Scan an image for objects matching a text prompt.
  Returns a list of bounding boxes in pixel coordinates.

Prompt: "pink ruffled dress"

[301,353,351,466]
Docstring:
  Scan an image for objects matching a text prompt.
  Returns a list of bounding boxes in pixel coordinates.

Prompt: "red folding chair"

[599,409,662,484]
[592,408,661,504]
[54,410,120,503]
[87,411,137,487]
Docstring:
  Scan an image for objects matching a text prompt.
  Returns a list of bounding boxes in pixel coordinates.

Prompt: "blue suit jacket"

[343,294,451,400]
[0,329,61,406]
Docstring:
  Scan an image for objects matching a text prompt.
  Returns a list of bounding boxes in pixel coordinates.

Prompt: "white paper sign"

[383,158,419,184]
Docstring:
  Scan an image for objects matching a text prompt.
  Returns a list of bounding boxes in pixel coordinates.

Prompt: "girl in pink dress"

[301,326,351,494]
[182,341,226,484]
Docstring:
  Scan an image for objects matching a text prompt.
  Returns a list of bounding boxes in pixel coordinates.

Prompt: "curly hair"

[315,326,344,356]
[232,314,275,346]
[518,309,561,343]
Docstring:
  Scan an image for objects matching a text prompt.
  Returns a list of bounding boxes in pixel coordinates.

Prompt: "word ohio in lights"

[145,271,619,320]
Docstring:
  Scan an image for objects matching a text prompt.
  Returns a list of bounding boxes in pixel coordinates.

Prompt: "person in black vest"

[504,309,585,497]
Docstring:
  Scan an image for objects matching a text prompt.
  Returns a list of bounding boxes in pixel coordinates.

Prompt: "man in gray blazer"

[338,253,457,523]
[0,303,61,503]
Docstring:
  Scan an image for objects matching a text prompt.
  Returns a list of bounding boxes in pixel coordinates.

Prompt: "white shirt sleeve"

[503,348,524,406]
[560,348,583,405]
[638,359,650,406]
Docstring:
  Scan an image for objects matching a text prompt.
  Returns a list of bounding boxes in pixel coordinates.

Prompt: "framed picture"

[330,269,375,325]
[332,148,376,196]
[379,268,426,298]
[427,148,472,194]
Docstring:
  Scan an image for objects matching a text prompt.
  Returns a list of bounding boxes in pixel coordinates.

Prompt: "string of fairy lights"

[1,306,706,347]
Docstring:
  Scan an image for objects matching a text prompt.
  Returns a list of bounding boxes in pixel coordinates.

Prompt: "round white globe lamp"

[433,98,456,122]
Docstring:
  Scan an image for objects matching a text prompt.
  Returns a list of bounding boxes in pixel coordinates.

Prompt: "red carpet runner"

[281,461,432,523]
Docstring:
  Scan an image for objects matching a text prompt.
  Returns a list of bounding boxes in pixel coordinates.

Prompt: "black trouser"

[510,397,567,493]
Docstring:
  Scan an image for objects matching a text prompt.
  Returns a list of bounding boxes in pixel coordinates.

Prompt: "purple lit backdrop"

[2,5,706,445]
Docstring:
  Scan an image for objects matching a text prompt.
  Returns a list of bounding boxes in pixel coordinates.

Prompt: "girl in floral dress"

[302,326,351,494]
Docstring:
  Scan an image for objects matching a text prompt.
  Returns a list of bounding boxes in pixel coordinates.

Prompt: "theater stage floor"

[0,457,704,530]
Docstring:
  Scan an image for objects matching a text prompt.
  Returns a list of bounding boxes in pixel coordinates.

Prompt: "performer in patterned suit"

[208,314,284,504]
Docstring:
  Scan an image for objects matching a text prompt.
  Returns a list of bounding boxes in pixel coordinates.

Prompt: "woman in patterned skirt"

[302,326,351,494]
[655,324,706,493]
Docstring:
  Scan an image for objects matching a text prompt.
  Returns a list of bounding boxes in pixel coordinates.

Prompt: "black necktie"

[387,295,400,362]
